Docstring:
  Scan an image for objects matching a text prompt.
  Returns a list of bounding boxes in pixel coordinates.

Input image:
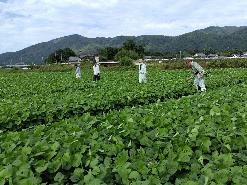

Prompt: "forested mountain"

[0,26,247,65]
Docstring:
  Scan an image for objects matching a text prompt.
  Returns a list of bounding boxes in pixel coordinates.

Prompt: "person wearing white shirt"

[75,64,81,79]
[93,62,100,81]
[139,60,147,83]
[186,60,206,92]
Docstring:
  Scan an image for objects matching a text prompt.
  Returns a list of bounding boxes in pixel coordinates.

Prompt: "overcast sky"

[0,0,246,54]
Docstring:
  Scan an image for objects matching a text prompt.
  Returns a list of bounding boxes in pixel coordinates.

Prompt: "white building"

[207,54,219,59]
[194,53,206,58]
[69,56,81,63]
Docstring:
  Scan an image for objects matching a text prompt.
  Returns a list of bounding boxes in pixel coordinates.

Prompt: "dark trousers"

[93,74,100,81]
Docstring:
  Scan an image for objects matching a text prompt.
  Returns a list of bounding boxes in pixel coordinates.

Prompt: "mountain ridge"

[0,26,247,65]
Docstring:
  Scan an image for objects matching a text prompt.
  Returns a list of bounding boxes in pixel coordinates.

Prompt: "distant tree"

[100,47,119,61]
[123,39,136,51]
[118,56,133,66]
[203,48,216,55]
[182,51,192,58]
[152,52,163,56]
[135,45,145,57]
[115,49,139,60]
[45,48,76,64]
[192,49,200,55]
[98,40,145,66]
[162,51,176,59]
[122,39,145,57]
[232,48,243,55]
[186,49,198,56]
[62,48,77,60]
[114,49,139,66]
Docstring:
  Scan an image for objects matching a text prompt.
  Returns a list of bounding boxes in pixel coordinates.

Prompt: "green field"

[1,67,247,184]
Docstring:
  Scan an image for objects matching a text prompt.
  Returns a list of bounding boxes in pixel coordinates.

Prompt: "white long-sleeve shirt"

[191,61,204,76]
[93,64,100,75]
[139,63,146,74]
[75,66,80,74]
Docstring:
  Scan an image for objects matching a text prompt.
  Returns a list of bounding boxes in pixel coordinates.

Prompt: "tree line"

[99,39,145,66]
[45,48,76,64]
[45,41,246,65]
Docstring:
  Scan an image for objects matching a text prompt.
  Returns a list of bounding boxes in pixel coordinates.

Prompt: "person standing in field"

[93,56,100,81]
[75,64,81,79]
[186,59,206,92]
[139,59,147,83]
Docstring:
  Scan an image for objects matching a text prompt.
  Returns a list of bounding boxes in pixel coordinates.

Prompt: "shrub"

[115,49,139,61]
[118,56,134,66]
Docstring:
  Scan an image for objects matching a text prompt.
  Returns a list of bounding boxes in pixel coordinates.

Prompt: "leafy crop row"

[0,68,247,131]
[1,81,247,184]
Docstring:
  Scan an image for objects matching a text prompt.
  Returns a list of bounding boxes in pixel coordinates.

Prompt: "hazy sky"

[0,0,247,54]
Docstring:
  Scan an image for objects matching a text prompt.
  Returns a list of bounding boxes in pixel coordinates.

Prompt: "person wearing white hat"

[139,59,147,83]
[186,60,206,92]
